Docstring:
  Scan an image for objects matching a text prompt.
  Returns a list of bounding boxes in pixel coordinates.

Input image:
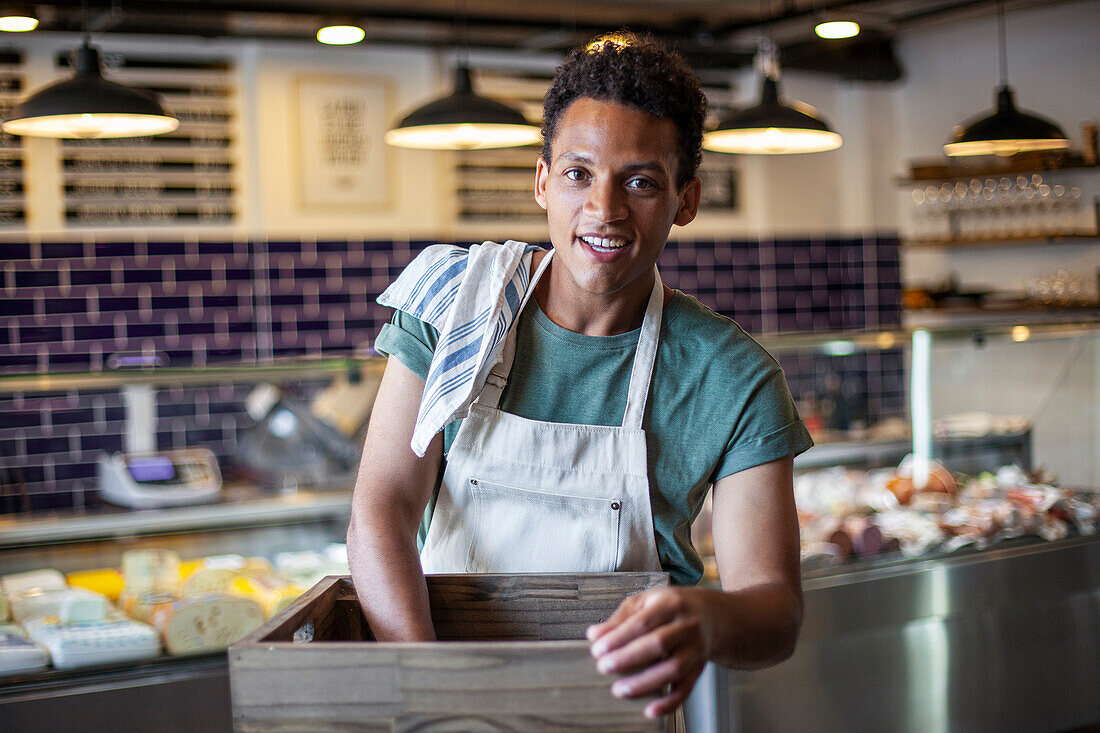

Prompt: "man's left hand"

[586,586,719,719]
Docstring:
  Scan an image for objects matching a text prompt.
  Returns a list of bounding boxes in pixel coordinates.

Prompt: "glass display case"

[688,317,1100,733]
[2,321,1098,733]
[0,358,382,732]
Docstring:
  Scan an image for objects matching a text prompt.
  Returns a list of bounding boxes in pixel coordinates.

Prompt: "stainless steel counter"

[687,535,1100,733]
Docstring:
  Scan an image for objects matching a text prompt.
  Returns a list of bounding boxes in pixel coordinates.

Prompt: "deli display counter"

[1,319,1098,732]
[688,317,1100,732]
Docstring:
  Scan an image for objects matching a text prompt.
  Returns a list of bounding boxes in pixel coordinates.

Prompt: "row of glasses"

[909,172,1091,240]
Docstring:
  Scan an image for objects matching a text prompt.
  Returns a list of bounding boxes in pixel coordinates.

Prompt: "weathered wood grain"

[230,573,671,732]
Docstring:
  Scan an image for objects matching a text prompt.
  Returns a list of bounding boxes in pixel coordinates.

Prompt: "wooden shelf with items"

[898,151,1099,244]
[902,232,1099,248]
[896,150,1099,185]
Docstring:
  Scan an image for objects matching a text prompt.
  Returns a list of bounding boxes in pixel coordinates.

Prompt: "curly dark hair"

[541,31,706,189]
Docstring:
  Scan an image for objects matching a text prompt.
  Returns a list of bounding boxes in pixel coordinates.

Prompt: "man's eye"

[564,168,587,181]
[627,177,656,190]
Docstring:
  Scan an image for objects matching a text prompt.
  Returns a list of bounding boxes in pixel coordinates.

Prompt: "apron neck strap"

[480,255,664,430]
[620,269,663,430]
[478,249,554,409]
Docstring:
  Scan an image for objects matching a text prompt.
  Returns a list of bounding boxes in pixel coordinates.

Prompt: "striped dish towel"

[377,240,546,457]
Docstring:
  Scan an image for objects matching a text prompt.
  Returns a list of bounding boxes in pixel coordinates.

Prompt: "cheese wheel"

[66,569,125,602]
[122,550,180,596]
[150,594,264,654]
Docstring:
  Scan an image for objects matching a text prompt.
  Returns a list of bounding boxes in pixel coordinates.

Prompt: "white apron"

[420,250,664,575]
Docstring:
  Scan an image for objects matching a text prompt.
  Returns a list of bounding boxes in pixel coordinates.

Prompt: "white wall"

[892,0,1100,296]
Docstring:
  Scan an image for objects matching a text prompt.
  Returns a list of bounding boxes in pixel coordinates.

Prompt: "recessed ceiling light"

[316,25,365,45]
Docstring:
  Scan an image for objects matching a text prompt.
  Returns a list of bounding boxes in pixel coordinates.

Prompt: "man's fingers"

[589,594,677,659]
[643,669,701,720]
[586,593,640,642]
[595,616,698,675]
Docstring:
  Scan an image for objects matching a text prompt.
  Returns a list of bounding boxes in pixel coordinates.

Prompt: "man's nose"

[582,178,627,222]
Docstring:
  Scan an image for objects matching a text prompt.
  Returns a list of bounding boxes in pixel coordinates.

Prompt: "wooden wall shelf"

[902,233,1099,248]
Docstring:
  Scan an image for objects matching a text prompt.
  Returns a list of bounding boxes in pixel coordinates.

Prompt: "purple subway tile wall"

[0,235,901,514]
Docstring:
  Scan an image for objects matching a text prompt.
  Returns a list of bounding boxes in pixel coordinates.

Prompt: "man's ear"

[534,156,550,211]
[674,177,702,227]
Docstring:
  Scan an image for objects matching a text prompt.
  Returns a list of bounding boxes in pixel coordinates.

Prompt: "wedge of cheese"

[229,575,303,619]
[121,549,180,596]
[66,568,125,602]
[149,593,264,655]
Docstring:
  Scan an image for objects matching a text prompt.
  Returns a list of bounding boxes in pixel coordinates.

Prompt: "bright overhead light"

[944,1,1068,157]
[815,20,860,39]
[704,39,841,155]
[385,66,541,150]
[316,25,365,45]
[0,14,37,32]
[1,39,179,139]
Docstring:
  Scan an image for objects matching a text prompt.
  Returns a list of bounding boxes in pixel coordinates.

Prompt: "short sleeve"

[711,369,813,481]
[374,309,440,381]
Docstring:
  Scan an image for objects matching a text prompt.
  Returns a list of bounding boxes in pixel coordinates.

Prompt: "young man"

[347,32,812,719]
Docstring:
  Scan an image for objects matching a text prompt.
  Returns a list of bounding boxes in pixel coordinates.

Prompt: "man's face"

[535,98,700,303]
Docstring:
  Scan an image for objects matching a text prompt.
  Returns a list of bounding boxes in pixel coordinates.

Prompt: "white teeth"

[581,236,628,251]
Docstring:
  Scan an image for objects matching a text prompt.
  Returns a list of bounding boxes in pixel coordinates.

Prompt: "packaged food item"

[9,587,108,625]
[0,624,50,676]
[24,613,160,670]
[66,568,125,602]
[121,549,180,596]
[1,569,67,597]
[0,592,8,623]
[148,594,264,654]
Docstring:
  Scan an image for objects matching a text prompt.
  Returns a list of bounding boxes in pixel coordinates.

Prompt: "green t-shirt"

[375,290,812,586]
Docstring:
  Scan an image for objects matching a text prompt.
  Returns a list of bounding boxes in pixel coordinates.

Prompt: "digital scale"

[97,448,223,509]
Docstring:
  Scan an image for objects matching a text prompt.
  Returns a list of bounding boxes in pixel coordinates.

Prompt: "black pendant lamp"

[704,40,842,155]
[944,1,1068,157]
[384,0,539,150]
[1,37,178,139]
[384,65,541,150]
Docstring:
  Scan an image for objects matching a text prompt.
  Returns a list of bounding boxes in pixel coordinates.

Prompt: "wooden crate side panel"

[230,642,663,732]
[230,645,402,730]
[425,573,669,641]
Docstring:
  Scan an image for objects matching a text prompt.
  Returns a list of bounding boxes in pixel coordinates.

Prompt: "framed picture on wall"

[698,163,738,212]
[294,75,393,210]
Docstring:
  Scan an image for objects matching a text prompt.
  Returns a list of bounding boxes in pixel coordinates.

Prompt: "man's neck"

[530,252,671,337]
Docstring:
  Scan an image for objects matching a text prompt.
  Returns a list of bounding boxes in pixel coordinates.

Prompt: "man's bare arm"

[586,457,802,717]
[346,356,443,641]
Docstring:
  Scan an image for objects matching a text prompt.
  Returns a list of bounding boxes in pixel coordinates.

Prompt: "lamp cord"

[997,0,1008,87]
[455,0,470,68]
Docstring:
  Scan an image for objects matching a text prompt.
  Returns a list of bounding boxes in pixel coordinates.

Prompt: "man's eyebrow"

[557,152,670,177]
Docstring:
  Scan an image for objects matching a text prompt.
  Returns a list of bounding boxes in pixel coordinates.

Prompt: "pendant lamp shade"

[944,86,1069,157]
[1,40,179,139]
[704,76,842,155]
[384,66,541,150]
[944,2,1068,157]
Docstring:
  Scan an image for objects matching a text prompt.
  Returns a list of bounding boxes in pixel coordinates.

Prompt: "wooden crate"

[229,572,673,732]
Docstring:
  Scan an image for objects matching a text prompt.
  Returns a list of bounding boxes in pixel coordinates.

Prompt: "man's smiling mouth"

[579,235,630,252]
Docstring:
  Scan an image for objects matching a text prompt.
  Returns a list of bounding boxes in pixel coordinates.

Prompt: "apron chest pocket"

[464,478,623,574]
